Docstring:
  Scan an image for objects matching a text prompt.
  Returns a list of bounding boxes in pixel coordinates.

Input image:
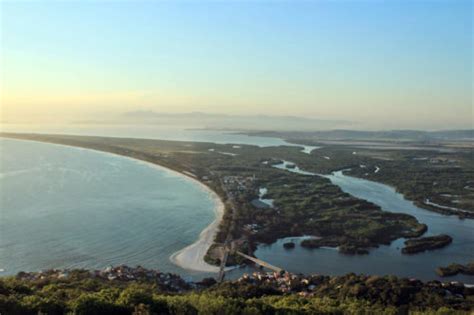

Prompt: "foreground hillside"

[1,266,473,314]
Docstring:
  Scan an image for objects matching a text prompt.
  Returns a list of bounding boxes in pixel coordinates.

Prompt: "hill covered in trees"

[1,266,473,314]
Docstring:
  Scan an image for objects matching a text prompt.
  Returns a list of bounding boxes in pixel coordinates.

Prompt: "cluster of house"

[237,271,319,296]
[16,269,71,281]
[222,175,257,196]
[243,223,260,233]
[236,271,472,298]
[92,265,184,285]
[16,265,190,292]
[13,265,473,299]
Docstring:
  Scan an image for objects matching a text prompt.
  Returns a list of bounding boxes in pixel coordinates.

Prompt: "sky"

[0,0,472,130]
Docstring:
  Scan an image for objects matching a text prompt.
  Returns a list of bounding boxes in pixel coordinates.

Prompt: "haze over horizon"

[1,0,472,130]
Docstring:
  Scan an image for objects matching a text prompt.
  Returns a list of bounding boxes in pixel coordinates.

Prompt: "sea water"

[0,138,216,278]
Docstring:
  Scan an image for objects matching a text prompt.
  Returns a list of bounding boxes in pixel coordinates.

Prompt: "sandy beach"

[169,186,224,273]
[129,157,226,273]
[121,157,226,273]
[84,149,228,273]
[3,138,226,273]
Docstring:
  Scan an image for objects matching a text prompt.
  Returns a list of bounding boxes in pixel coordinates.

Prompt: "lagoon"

[257,162,474,282]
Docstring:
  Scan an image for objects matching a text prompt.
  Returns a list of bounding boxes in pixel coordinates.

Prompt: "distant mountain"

[118,111,352,131]
[249,129,474,141]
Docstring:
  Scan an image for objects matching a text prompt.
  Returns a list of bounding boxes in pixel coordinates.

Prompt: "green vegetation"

[242,130,474,143]
[401,235,453,255]
[436,262,474,277]
[1,268,473,314]
[1,132,473,313]
[244,130,474,219]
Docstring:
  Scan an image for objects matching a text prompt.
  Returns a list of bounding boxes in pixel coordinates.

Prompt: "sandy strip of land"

[169,187,224,273]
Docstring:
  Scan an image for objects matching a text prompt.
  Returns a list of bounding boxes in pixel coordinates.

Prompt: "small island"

[436,262,474,277]
[401,235,453,255]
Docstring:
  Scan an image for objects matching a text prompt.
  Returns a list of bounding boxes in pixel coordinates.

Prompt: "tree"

[117,285,153,308]
[73,294,129,315]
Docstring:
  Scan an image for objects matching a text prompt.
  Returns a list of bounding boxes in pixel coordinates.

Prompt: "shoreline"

[169,193,224,273]
[131,158,225,273]
[0,136,225,273]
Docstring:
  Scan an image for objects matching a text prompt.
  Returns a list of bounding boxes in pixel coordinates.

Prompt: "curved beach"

[131,158,225,273]
[109,158,226,273]
[1,137,225,274]
[169,189,224,273]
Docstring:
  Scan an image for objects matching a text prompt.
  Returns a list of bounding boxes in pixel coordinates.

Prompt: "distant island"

[71,111,353,131]
[401,235,453,255]
[436,262,474,277]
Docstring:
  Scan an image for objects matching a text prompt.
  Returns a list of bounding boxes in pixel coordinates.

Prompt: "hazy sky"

[1,0,472,129]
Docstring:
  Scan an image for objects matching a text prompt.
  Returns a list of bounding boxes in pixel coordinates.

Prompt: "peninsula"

[1,132,430,269]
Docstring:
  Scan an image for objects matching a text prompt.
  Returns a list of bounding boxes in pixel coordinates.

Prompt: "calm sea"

[0,138,216,278]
